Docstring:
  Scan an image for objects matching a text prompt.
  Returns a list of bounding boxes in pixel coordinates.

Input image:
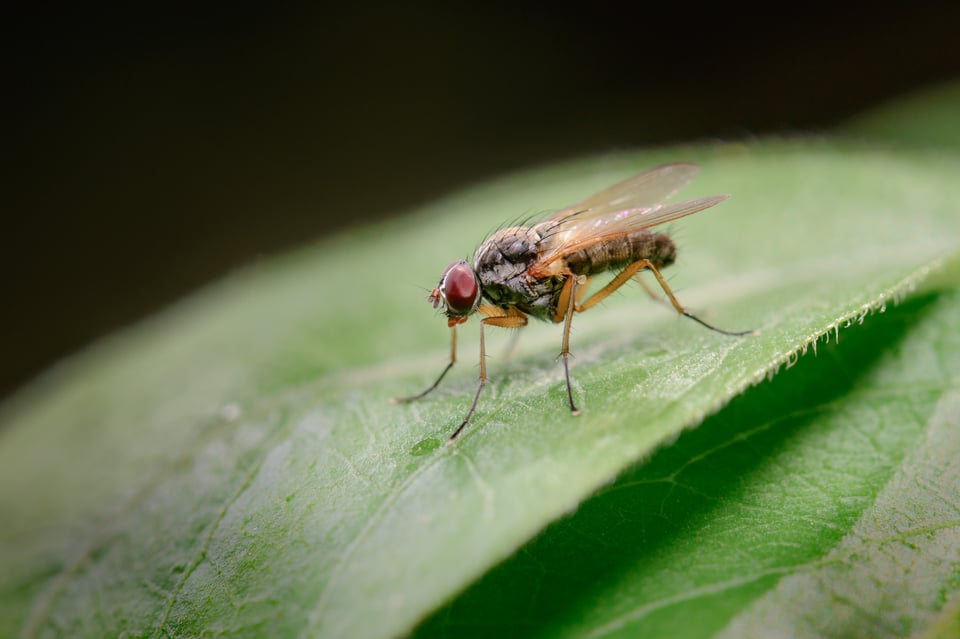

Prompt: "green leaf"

[417,280,960,639]
[1,141,959,639]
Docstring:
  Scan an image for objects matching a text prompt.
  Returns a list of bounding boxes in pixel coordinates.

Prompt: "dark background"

[5,3,960,399]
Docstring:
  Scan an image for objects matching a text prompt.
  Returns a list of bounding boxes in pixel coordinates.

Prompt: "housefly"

[393,162,755,441]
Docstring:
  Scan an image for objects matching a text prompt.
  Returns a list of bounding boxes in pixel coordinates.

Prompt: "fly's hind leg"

[577,259,756,336]
[632,273,674,312]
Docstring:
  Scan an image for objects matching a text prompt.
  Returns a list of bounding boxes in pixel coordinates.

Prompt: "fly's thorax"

[472,224,563,320]
[474,226,542,267]
[566,230,677,276]
[472,225,542,287]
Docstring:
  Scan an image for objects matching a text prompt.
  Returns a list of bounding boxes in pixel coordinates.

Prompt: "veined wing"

[558,162,700,221]
[534,162,704,259]
[535,194,728,270]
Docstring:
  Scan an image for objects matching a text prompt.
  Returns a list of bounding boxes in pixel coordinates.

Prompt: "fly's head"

[429,260,481,323]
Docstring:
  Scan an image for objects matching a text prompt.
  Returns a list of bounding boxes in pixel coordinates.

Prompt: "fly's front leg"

[449,308,527,441]
[391,321,460,404]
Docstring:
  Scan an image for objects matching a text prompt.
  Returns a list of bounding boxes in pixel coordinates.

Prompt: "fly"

[393,162,755,441]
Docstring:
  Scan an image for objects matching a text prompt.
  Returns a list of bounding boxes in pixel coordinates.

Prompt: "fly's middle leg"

[554,272,583,416]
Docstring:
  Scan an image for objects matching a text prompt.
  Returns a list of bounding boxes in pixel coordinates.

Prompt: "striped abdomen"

[564,230,676,276]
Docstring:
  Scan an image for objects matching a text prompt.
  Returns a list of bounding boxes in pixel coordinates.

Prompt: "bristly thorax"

[473,225,564,321]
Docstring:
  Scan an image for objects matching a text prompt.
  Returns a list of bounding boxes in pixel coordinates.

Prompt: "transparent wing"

[536,194,728,269]
[549,162,700,224]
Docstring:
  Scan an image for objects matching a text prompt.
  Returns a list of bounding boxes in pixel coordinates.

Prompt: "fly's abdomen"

[566,230,676,276]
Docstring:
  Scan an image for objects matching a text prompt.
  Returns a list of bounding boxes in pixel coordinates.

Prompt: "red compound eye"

[441,260,480,315]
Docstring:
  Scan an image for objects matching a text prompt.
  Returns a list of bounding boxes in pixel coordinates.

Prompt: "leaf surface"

[1,142,959,638]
